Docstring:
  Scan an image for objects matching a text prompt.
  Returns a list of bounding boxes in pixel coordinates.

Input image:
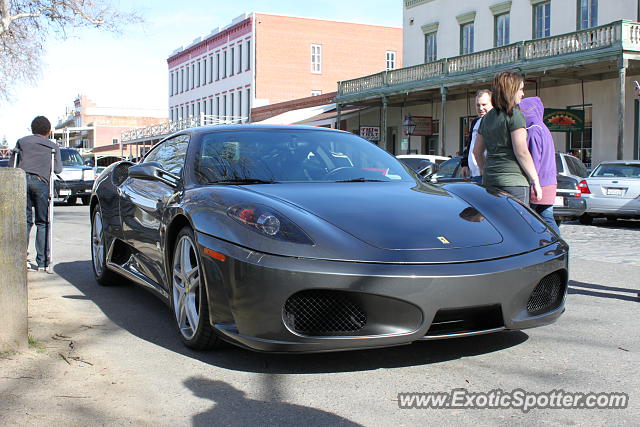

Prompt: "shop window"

[567,104,592,168]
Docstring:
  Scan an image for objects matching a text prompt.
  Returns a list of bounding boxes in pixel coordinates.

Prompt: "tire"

[171,226,221,350]
[91,208,120,286]
[66,196,77,206]
[578,214,593,225]
[81,196,90,206]
[606,216,617,222]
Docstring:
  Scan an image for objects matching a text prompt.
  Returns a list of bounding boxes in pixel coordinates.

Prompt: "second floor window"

[386,51,396,70]
[230,47,235,76]
[223,51,228,78]
[495,13,510,47]
[216,53,220,80]
[533,1,551,39]
[425,32,437,63]
[460,22,474,55]
[311,44,322,73]
[577,0,597,30]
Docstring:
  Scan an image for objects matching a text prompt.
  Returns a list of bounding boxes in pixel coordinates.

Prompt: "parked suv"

[55,147,95,205]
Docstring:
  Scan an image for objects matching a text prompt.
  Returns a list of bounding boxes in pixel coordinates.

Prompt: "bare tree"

[0,0,142,100]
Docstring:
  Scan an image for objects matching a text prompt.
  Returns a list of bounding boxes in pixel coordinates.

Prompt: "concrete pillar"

[381,96,388,152]
[618,58,627,160]
[0,168,28,351]
[440,87,448,156]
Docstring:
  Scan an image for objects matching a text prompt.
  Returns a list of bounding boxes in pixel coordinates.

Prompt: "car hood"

[245,182,503,250]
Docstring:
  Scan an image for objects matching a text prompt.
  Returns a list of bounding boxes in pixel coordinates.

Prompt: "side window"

[567,156,588,177]
[144,134,190,175]
[555,153,562,173]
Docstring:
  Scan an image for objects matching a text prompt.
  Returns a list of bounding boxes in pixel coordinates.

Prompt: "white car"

[579,160,640,224]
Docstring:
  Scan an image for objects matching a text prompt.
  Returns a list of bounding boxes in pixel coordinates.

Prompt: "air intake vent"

[527,271,566,316]
[427,304,503,337]
[284,290,367,336]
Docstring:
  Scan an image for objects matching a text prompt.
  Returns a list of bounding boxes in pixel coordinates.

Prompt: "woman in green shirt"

[473,71,542,205]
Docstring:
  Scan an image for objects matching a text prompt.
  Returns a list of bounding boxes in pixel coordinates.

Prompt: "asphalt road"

[16,206,640,425]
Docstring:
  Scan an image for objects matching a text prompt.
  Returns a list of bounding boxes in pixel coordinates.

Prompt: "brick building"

[167,12,402,123]
[53,95,167,164]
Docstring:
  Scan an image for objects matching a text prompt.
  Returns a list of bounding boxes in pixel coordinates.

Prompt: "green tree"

[0,1,142,99]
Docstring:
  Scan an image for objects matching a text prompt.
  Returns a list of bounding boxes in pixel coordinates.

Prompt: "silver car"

[580,160,640,224]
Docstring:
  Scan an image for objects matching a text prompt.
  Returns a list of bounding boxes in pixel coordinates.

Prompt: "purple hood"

[519,97,556,187]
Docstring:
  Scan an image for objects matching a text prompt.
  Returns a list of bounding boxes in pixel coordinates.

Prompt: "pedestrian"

[11,116,63,272]
[461,89,493,183]
[520,96,560,234]
[473,71,542,205]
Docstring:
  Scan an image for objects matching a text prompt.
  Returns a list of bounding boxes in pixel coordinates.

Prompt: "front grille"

[283,290,367,336]
[426,305,504,337]
[527,271,566,316]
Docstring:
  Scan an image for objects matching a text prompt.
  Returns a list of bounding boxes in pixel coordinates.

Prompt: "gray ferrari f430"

[90,125,568,353]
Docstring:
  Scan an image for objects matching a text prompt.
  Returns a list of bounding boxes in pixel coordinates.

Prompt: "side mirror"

[128,161,179,188]
[420,163,437,180]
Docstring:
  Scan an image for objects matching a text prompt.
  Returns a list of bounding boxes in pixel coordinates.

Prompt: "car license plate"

[606,188,624,196]
[553,196,564,207]
[59,189,71,196]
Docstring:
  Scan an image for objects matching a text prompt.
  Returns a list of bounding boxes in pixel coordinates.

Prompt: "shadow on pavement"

[569,280,640,302]
[54,260,529,374]
[185,377,362,426]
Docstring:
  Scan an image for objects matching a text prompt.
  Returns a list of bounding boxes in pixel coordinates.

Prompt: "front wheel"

[171,227,221,350]
[91,208,119,286]
[81,196,90,206]
[66,196,77,206]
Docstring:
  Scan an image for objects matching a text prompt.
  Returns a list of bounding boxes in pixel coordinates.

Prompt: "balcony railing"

[121,114,246,143]
[338,20,639,98]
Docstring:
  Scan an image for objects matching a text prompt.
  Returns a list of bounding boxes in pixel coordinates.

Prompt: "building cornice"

[456,11,476,25]
[405,0,435,10]
[490,1,512,15]
[421,21,439,34]
[530,0,549,5]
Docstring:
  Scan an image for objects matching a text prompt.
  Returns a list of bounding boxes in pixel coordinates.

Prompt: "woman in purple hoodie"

[519,97,560,234]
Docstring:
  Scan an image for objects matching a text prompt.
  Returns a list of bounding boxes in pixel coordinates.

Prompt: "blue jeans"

[26,174,50,267]
[531,204,560,235]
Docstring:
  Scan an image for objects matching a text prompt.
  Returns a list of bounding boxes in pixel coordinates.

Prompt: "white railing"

[339,20,633,98]
[121,114,246,142]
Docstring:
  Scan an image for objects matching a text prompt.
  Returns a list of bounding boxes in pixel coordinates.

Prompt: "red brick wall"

[255,14,402,104]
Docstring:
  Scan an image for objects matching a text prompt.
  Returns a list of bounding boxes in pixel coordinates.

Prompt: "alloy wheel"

[92,211,105,276]
[172,235,202,340]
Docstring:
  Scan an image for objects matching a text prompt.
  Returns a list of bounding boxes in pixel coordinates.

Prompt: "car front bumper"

[55,179,94,199]
[195,232,568,353]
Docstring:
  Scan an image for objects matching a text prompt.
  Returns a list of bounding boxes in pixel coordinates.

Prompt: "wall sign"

[410,116,433,136]
[543,109,585,132]
[360,126,380,141]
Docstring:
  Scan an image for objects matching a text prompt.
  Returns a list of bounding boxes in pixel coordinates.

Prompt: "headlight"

[228,204,314,244]
[506,198,547,233]
[82,169,94,181]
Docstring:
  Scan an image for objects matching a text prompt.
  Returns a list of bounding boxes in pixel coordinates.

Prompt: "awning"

[253,103,336,125]
[294,106,369,127]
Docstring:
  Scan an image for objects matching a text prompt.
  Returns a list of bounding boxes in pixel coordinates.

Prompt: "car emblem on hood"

[437,236,450,244]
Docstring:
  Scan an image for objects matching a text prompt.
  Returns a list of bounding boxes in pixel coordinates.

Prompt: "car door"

[118,135,189,285]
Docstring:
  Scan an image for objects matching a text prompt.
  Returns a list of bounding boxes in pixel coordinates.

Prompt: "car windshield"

[591,163,640,178]
[195,129,414,183]
[433,157,460,179]
[61,149,84,166]
[398,158,432,173]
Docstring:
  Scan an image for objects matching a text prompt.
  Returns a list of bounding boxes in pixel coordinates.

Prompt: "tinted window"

[555,153,562,173]
[566,156,588,177]
[433,157,460,179]
[194,129,412,183]
[61,149,83,166]
[592,163,640,178]
[144,135,189,175]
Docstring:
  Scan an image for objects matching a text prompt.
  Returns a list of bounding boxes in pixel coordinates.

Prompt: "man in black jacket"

[461,89,492,182]
[11,116,63,272]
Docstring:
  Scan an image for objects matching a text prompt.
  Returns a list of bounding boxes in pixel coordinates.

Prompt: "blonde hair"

[491,72,523,116]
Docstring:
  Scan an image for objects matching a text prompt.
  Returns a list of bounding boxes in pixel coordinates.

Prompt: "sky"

[0,0,402,147]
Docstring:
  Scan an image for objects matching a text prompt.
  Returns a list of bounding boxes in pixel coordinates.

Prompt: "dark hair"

[31,116,51,136]
[490,72,524,116]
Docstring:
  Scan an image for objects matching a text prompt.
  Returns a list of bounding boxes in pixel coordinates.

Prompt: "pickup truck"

[55,147,95,205]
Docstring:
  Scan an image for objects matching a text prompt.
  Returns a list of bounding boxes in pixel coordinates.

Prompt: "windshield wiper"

[213,178,279,185]
[335,178,387,183]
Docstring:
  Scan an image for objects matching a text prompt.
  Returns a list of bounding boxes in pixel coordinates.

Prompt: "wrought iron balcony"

[121,115,246,143]
[337,20,640,102]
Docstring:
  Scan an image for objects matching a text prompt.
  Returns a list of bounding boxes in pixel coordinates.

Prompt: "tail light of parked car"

[578,180,590,194]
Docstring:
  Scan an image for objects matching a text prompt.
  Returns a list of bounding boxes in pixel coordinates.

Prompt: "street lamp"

[402,114,416,155]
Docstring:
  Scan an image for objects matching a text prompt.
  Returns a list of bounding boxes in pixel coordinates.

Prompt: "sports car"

[90,125,568,353]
